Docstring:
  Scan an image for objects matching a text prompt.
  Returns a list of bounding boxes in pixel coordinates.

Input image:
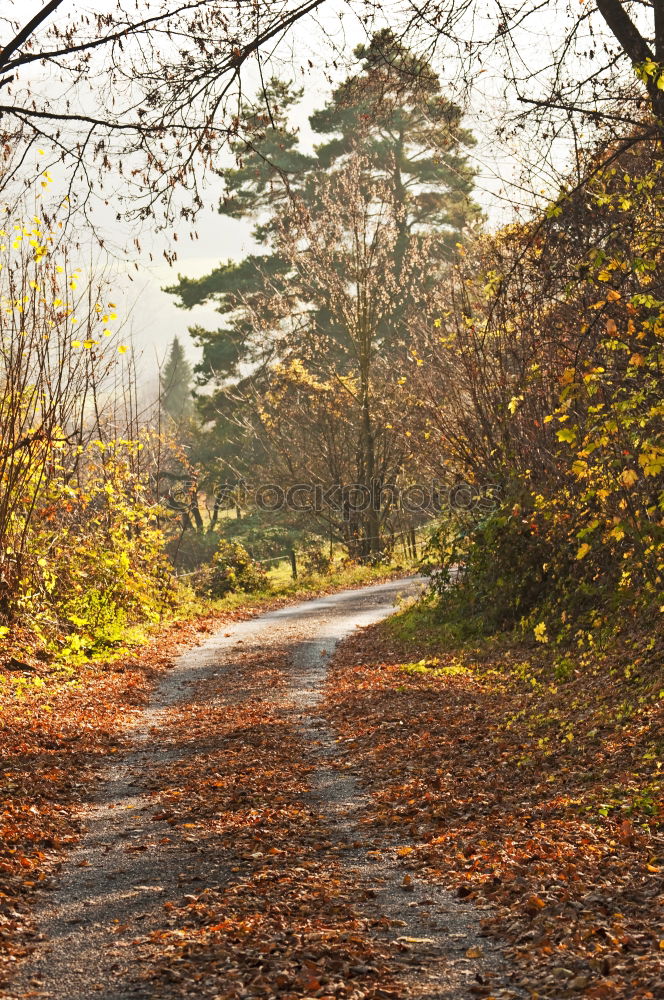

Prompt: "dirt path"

[4,579,513,1000]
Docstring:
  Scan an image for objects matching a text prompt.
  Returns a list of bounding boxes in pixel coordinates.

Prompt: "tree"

[160,337,194,424]
[311,28,478,261]
[252,157,428,557]
[0,0,326,225]
[166,35,478,555]
[404,1,664,150]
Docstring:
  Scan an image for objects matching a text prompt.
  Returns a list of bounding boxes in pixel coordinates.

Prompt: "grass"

[64,557,417,668]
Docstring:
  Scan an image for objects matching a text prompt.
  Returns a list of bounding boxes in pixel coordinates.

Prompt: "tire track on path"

[5,578,514,1000]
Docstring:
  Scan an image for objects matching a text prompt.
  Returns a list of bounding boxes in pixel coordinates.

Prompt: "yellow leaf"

[620,469,638,488]
[118,345,127,354]
[534,622,548,643]
[576,542,591,560]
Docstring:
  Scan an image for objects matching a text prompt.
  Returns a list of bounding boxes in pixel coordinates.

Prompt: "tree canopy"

[165,31,479,554]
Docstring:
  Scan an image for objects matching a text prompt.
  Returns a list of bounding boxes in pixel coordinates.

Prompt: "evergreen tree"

[167,37,478,384]
[160,336,194,423]
[165,37,479,555]
[311,28,479,258]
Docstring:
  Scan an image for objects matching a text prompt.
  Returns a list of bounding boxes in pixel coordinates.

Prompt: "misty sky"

[9,0,616,376]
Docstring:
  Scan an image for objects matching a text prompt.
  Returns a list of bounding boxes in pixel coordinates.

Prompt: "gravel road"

[5,577,506,1000]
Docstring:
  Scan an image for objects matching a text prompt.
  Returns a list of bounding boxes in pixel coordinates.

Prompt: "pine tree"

[311,28,479,259]
[160,336,194,423]
[166,38,478,380]
[164,38,480,554]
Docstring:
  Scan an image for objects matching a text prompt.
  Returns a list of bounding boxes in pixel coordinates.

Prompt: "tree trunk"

[359,361,380,560]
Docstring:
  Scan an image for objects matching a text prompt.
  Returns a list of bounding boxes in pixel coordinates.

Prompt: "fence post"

[290,549,298,580]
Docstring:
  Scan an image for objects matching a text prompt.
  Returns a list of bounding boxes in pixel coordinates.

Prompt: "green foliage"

[199,540,268,598]
[415,142,662,646]
[302,545,332,575]
[311,28,479,252]
[160,336,194,422]
[424,510,551,632]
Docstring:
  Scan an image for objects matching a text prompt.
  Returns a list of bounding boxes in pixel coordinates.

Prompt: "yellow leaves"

[71,340,82,348]
[620,469,639,489]
[571,459,588,478]
[507,395,523,415]
[635,57,659,83]
[576,543,591,560]
[556,427,577,444]
[638,449,663,477]
[534,622,548,643]
[118,345,128,354]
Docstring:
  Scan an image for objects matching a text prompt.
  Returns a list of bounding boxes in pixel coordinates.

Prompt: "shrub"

[424,507,551,632]
[302,546,332,575]
[201,540,268,597]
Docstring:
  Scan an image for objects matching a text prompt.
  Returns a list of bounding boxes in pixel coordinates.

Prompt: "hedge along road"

[7,577,511,1000]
